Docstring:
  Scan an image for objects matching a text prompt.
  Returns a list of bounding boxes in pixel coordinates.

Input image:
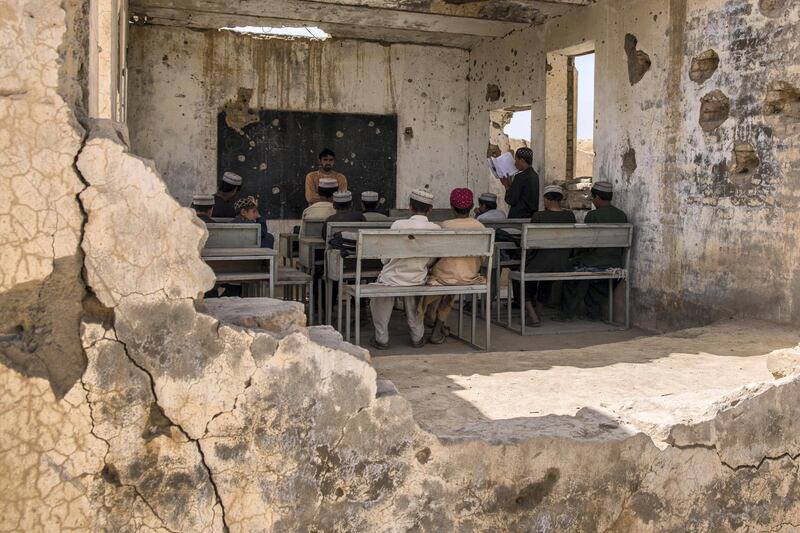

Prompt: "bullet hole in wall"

[486,84,502,102]
[624,33,651,85]
[487,143,502,157]
[404,127,414,138]
[622,147,637,179]
[689,49,719,84]
[699,90,730,132]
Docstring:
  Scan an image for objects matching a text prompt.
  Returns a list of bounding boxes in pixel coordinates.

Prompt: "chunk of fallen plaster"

[201,297,306,336]
[767,346,800,379]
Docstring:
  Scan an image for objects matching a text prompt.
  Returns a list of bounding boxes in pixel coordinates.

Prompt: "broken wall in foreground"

[126,26,470,225]
[4,0,800,531]
[468,0,800,330]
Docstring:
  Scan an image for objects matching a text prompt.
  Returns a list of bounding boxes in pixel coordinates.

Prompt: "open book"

[485,152,517,179]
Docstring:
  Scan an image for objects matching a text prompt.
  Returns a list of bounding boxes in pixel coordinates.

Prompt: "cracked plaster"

[3,0,800,530]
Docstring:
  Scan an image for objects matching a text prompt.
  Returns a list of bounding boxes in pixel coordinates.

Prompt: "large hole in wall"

[699,90,730,132]
[758,0,789,17]
[689,50,720,84]
[624,34,651,85]
[488,106,530,157]
[764,80,800,119]
[728,142,761,191]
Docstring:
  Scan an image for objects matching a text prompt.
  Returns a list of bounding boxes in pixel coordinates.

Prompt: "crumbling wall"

[468,0,800,330]
[5,0,800,531]
[126,26,470,230]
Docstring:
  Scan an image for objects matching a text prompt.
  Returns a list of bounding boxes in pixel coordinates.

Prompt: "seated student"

[213,172,243,218]
[523,184,576,326]
[561,180,628,321]
[474,192,507,222]
[323,191,366,240]
[420,188,486,344]
[361,191,388,221]
[299,177,338,236]
[191,194,215,223]
[232,196,274,249]
[370,189,439,350]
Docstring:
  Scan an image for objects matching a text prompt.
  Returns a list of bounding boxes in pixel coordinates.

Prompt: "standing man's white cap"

[222,172,243,186]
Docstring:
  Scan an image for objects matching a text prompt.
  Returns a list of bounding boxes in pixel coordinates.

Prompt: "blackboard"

[218,110,397,219]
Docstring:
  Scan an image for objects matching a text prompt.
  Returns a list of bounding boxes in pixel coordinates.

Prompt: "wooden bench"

[389,208,454,222]
[341,229,495,350]
[507,223,633,335]
[478,218,530,323]
[323,221,396,330]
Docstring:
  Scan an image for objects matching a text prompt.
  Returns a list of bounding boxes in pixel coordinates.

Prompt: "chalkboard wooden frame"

[218,109,398,219]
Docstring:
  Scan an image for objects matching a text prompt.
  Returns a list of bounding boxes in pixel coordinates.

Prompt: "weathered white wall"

[127,26,470,224]
[468,0,800,330]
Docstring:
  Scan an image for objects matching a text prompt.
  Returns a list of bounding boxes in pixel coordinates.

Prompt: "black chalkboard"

[217,110,397,219]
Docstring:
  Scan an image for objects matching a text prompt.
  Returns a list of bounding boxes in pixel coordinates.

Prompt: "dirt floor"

[372,319,800,444]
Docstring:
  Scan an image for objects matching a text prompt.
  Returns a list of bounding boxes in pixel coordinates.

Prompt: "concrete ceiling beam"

[131,6,483,48]
[131,0,529,37]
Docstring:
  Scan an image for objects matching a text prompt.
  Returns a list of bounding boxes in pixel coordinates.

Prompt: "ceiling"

[130,0,594,48]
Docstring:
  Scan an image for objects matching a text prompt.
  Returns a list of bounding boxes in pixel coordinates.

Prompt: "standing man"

[500,147,540,218]
[360,191,388,221]
[369,189,440,350]
[561,180,628,321]
[213,172,244,218]
[305,148,348,205]
[500,147,540,307]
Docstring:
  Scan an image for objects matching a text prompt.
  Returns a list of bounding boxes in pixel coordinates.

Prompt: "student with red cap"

[419,188,486,344]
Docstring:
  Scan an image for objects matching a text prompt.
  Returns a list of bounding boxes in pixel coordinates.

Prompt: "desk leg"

[494,252,501,323]
[507,275,512,330]
[337,283,344,333]
[345,296,351,342]
[457,294,463,339]
[520,277,526,336]
[355,296,361,346]
[308,279,314,326]
[471,293,477,346]
[608,278,614,325]
[485,289,491,351]
[625,279,630,329]
[269,258,275,299]
[325,280,333,326]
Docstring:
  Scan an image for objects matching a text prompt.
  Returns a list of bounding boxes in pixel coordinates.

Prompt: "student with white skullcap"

[191,194,215,223]
[360,191,388,221]
[299,176,339,236]
[369,188,440,351]
[322,190,365,240]
[561,180,628,322]
[213,172,244,218]
[474,192,507,222]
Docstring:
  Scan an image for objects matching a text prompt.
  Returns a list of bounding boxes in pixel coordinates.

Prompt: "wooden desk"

[201,247,277,298]
[298,237,326,323]
[279,232,299,267]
